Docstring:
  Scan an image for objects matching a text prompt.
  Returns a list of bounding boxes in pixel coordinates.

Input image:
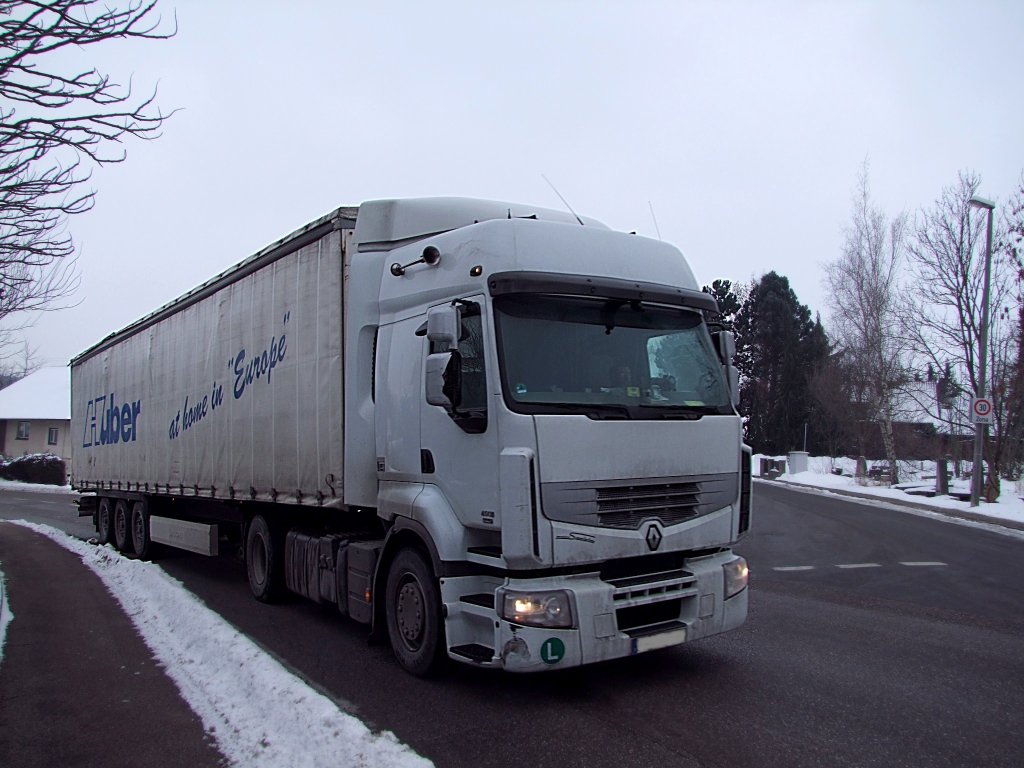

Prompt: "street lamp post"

[968,195,995,507]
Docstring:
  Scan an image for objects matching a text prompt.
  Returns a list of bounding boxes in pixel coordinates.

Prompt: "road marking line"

[836,563,882,569]
[899,561,947,567]
[772,566,816,571]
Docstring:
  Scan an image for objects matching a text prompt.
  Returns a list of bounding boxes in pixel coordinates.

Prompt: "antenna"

[542,174,584,225]
[648,201,662,240]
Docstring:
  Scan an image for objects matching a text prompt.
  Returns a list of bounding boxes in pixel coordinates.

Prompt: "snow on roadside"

[755,454,1024,526]
[7,521,432,768]
[0,478,77,495]
[0,565,12,668]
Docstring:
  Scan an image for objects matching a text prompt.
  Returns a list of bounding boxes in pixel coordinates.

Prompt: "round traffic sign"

[973,398,992,417]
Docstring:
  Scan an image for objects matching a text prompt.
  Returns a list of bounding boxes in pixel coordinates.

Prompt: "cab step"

[450,643,495,663]
[460,593,494,609]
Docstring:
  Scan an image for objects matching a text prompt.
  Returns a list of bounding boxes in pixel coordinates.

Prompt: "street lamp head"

[969,195,995,211]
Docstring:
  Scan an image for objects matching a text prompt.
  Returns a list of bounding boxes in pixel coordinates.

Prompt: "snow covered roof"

[0,367,71,420]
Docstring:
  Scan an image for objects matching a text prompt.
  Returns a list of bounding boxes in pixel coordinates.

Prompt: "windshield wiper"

[531,402,632,419]
[585,404,631,420]
[638,402,728,417]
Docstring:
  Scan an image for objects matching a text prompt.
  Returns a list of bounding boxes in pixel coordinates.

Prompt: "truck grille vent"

[596,483,700,529]
[541,473,738,531]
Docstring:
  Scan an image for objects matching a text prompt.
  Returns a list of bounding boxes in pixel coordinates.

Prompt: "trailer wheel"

[96,497,113,545]
[113,500,133,554]
[385,548,445,676]
[245,515,283,603]
[130,502,152,560]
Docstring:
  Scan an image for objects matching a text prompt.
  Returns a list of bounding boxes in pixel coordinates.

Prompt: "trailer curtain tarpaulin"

[71,229,346,505]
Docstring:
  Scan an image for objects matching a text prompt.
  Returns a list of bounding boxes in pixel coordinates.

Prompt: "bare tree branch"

[0,0,176,343]
[902,170,1016,499]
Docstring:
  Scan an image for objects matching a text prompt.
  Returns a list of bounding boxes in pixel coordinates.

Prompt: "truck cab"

[357,200,751,672]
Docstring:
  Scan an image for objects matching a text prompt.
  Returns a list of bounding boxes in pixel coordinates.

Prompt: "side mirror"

[715,330,736,363]
[728,364,740,408]
[427,305,460,351]
[426,351,462,408]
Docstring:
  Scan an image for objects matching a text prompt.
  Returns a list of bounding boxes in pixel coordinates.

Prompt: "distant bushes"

[0,453,67,485]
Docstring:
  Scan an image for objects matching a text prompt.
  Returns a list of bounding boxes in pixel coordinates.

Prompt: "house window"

[16,421,30,440]
[48,427,59,446]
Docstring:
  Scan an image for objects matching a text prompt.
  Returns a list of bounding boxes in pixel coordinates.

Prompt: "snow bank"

[0,478,76,495]
[6,521,432,768]
[755,454,1024,526]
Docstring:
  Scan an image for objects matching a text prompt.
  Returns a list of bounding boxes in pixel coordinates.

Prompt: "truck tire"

[385,548,446,676]
[246,515,283,603]
[113,500,133,554]
[96,497,113,545]
[130,501,152,560]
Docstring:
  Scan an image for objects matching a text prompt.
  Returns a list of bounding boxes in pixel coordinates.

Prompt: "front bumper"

[440,549,747,672]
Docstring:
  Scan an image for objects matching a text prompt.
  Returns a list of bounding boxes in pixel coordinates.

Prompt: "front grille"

[542,473,738,530]
[596,483,700,529]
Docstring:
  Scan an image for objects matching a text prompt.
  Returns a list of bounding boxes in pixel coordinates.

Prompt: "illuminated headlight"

[500,590,574,628]
[723,556,749,599]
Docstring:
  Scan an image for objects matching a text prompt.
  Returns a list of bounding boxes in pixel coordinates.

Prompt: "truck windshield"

[493,294,732,418]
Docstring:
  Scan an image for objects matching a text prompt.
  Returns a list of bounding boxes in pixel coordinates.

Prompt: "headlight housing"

[499,589,575,628]
[723,556,749,599]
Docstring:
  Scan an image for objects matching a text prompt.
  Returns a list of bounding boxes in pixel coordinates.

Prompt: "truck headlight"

[500,589,574,628]
[723,556,749,599]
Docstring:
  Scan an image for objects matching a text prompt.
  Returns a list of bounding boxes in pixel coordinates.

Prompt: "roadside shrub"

[0,453,67,485]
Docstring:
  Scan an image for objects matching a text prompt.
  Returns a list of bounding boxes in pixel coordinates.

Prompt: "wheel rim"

[396,574,426,652]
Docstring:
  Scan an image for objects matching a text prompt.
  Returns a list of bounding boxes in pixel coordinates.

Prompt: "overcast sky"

[14,0,1024,368]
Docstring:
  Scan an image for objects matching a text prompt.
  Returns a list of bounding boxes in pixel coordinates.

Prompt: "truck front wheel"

[96,498,113,545]
[246,515,283,603]
[385,548,445,676]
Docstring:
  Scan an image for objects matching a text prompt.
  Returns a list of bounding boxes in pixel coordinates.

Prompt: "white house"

[0,367,72,466]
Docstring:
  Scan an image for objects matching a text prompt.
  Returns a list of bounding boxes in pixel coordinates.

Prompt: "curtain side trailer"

[72,198,751,675]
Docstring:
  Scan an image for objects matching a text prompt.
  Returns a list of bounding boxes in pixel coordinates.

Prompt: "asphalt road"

[2,484,1023,767]
[0,489,92,538]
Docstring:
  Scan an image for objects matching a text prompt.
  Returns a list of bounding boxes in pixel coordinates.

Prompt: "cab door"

[419,296,501,531]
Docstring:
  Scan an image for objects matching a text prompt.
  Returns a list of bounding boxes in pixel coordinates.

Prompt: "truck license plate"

[632,627,687,654]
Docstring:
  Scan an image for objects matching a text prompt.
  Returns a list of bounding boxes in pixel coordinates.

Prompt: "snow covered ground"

[0,478,76,495]
[0,521,432,768]
[758,454,1024,527]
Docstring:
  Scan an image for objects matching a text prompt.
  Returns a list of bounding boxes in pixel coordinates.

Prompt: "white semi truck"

[71,197,751,675]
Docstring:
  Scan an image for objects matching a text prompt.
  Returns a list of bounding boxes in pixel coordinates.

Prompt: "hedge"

[0,453,67,485]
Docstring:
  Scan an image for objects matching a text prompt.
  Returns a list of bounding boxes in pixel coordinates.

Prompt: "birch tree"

[825,163,907,483]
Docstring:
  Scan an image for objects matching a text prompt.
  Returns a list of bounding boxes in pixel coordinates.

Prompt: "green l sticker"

[540,637,565,664]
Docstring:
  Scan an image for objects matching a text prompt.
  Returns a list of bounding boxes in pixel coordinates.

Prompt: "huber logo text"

[82,393,142,447]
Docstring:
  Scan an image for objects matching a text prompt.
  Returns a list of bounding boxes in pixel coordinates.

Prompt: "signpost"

[971,396,994,425]
[968,195,996,507]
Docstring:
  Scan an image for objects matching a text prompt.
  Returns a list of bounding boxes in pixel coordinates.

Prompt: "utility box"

[787,451,809,475]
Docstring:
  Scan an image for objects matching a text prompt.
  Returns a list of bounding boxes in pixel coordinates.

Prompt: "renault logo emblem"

[645,523,663,551]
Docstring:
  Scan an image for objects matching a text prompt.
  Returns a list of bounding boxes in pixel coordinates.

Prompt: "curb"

[756,477,1024,533]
